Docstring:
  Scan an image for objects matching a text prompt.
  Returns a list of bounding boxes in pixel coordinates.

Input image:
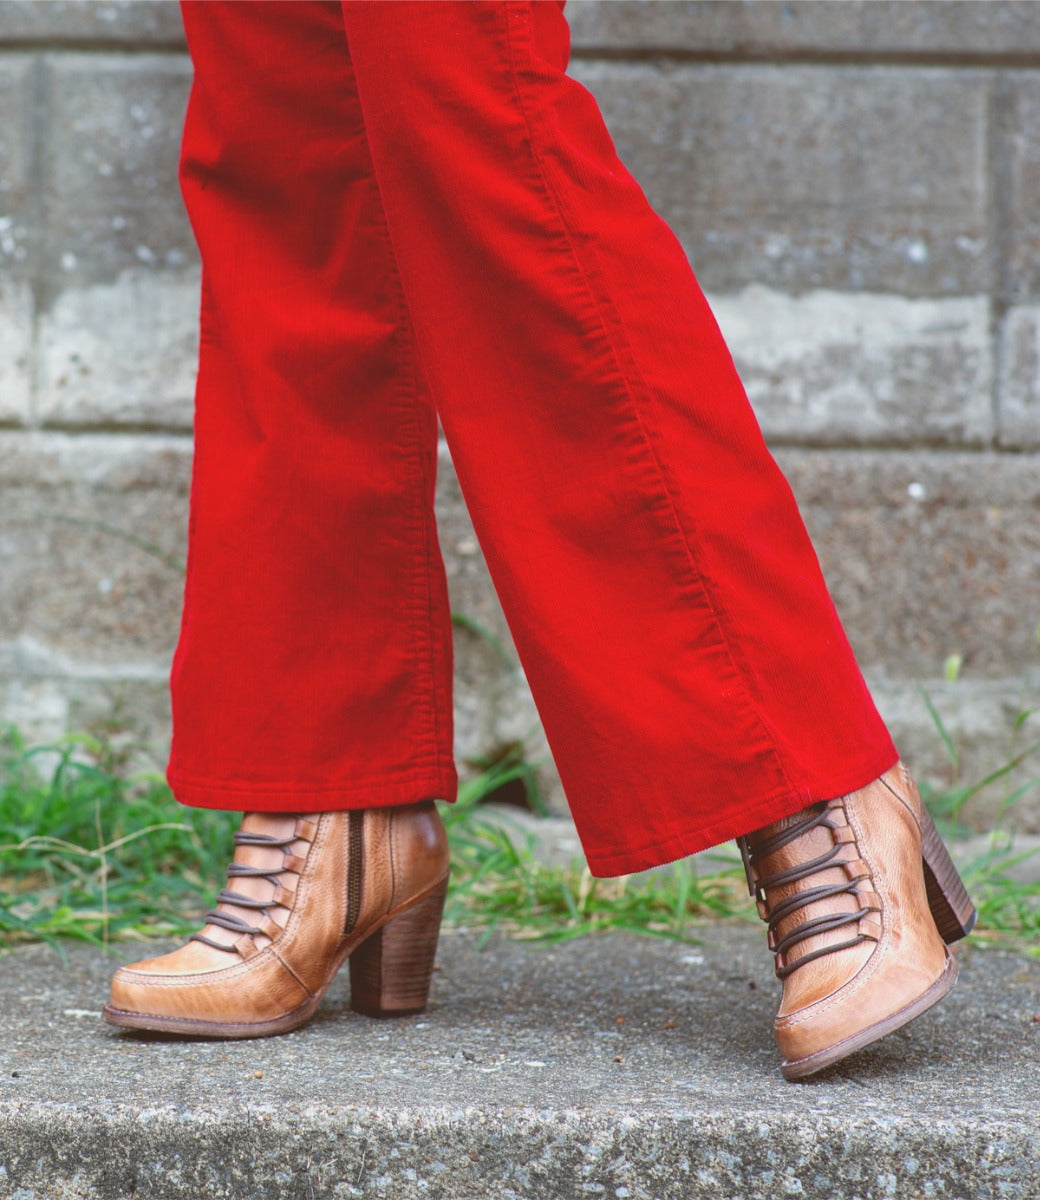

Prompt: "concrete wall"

[2,1,1039,828]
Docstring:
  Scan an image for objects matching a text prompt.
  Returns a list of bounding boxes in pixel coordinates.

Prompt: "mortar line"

[571,47,1040,71]
[987,72,1020,450]
[24,51,46,434]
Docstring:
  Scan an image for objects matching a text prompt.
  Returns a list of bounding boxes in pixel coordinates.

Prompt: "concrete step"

[1,925,1037,1199]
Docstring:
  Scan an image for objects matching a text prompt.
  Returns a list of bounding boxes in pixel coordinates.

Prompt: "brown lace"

[739,803,881,980]
[190,828,301,953]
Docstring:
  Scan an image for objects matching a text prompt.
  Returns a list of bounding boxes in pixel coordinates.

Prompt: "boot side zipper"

[345,810,364,934]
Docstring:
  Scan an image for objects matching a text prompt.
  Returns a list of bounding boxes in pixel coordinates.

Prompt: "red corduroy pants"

[170,0,898,876]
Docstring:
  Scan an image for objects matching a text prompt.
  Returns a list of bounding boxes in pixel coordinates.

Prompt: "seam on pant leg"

[373,206,448,776]
[502,2,797,801]
[338,46,449,782]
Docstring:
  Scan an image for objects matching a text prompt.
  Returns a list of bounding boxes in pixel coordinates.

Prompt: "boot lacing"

[739,802,883,980]
[190,819,314,954]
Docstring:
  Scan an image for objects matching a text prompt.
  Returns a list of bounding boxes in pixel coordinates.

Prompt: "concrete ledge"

[1,927,1037,1198]
[566,0,1040,61]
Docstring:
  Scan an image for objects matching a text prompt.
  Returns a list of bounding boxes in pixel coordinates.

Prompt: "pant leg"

[170,0,457,811]
[339,0,898,875]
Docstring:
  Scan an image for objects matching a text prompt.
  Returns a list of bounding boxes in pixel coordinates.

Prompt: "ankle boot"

[103,801,450,1038]
[737,762,975,1080]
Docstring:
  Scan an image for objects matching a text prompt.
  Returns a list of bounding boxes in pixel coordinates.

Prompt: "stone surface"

[1004,74,1040,302]
[40,54,195,302]
[0,54,35,283]
[7,0,1040,59]
[567,0,1040,59]
[571,62,990,297]
[0,930,1036,1199]
[0,432,190,669]
[0,670,172,772]
[774,448,1040,680]
[712,287,993,445]
[865,673,1040,832]
[37,268,198,429]
[998,304,1040,446]
[0,0,185,46]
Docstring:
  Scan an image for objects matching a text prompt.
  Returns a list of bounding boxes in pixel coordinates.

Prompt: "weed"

[0,725,746,953]
[916,653,1040,955]
[0,726,235,951]
[1,678,1038,955]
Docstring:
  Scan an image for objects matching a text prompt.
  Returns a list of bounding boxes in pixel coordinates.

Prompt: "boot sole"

[102,873,449,1039]
[780,948,959,1081]
[101,994,323,1039]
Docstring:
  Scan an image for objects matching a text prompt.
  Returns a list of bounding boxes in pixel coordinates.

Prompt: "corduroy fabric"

[169,0,898,876]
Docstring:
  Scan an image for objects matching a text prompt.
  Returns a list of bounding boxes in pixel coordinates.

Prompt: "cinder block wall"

[2,1,1039,828]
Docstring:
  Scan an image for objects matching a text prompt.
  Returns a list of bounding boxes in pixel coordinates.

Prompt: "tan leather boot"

[738,762,975,1080]
[103,801,450,1038]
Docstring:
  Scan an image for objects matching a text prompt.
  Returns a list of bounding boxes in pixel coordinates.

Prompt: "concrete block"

[1004,75,1040,301]
[37,267,199,429]
[0,278,32,423]
[712,286,993,446]
[775,448,1040,681]
[998,304,1040,447]
[2,934,1039,1200]
[0,55,36,280]
[867,672,1040,832]
[41,54,195,299]
[0,0,185,46]
[0,430,188,767]
[0,432,190,669]
[0,645,173,769]
[571,62,990,296]
[567,0,1040,59]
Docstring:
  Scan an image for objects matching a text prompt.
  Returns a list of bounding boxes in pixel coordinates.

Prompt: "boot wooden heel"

[349,876,449,1018]
[920,806,977,943]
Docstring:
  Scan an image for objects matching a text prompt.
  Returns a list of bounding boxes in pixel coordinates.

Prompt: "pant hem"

[167,764,460,812]
[582,749,900,878]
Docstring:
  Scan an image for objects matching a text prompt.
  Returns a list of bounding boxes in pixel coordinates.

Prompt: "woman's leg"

[336,0,973,1079]
[105,0,453,1039]
[108,2,973,1073]
[168,0,456,812]
[338,0,895,876]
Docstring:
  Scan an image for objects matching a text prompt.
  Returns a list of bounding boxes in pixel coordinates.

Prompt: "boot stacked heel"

[349,877,449,1018]
[919,807,977,943]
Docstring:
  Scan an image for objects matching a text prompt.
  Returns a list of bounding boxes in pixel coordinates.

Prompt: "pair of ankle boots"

[103,762,975,1079]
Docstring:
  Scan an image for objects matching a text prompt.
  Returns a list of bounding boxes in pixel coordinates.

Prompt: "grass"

[0,714,1037,957]
[442,766,749,945]
[913,655,1040,954]
[0,727,237,949]
[0,724,750,954]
